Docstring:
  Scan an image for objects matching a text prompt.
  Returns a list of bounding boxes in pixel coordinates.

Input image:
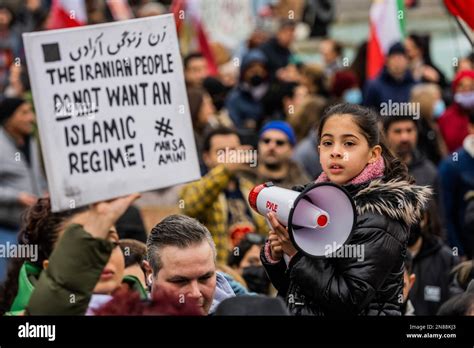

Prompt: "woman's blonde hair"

[410,83,441,120]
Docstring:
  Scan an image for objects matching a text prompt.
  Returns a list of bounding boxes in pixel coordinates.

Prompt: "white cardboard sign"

[23,14,200,212]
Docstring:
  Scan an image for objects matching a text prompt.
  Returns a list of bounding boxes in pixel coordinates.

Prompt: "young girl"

[261,103,432,316]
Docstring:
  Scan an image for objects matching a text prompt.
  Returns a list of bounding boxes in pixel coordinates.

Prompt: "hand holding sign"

[18,192,39,207]
[70,193,140,239]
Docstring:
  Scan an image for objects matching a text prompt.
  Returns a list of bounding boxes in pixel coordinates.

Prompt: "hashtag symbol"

[154,117,174,138]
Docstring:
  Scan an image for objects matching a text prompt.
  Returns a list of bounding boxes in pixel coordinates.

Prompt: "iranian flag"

[445,0,474,30]
[171,0,218,76]
[47,0,87,30]
[106,0,134,21]
[367,0,406,79]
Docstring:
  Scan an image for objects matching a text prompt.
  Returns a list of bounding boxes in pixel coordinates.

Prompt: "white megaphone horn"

[248,182,356,257]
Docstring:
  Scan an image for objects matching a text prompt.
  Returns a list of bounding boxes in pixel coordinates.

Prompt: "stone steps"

[335,0,447,23]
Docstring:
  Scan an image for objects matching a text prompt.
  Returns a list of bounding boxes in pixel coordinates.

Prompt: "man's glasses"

[260,138,288,147]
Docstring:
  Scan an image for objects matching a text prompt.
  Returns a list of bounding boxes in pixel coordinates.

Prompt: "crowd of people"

[0,0,473,317]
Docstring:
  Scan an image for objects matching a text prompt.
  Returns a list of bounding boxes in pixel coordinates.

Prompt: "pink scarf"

[315,156,385,185]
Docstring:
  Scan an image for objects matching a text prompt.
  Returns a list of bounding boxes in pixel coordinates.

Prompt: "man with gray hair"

[143,214,235,315]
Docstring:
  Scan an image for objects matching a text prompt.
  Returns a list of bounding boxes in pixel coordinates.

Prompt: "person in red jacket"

[438,70,474,153]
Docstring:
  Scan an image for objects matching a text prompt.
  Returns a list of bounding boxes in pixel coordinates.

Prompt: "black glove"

[291,183,313,193]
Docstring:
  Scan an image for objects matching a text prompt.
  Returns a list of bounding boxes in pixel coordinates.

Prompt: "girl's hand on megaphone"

[268,231,283,261]
[267,212,298,258]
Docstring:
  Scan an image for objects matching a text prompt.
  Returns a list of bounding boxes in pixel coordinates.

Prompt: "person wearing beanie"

[225,49,270,131]
[437,69,474,152]
[0,97,47,282]
[242,121,310,189]
[364,41,417,111]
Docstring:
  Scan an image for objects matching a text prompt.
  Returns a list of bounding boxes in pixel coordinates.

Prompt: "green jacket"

[5,262,41,316]
[22,224,147,315]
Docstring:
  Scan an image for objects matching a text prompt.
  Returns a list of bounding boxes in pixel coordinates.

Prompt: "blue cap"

[259,120,296,146]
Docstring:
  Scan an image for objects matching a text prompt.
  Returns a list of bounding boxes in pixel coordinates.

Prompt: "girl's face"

[318,114,381,185]
[93,228,125,295]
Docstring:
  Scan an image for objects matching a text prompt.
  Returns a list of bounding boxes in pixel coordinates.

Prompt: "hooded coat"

[408,236,459,315]
[225,50,269,129]
[363,67,417,111]
[261,178,432,316]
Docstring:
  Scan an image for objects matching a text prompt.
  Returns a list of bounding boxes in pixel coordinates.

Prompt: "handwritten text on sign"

[23,15,200,212]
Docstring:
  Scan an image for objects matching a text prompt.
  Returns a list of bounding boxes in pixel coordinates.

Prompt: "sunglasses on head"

[260,138,288,146]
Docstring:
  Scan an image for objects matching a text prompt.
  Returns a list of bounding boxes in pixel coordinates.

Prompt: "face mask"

[242,266,271,294]
[454,91,474,109]
[432,99,445,119]
[343,88,362,104]
[249,74,264,87]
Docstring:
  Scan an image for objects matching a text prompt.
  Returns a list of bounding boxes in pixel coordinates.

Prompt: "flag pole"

[453,15,474,51]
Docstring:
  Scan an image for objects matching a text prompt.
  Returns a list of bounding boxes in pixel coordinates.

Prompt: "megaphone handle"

[265,216,289,266]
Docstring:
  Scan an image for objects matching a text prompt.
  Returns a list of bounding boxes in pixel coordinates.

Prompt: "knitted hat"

[0,97,26,125]
[452,70,474,92]
[259,120,296,146]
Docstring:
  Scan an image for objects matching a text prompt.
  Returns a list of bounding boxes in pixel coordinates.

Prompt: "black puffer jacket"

[261,178,432,316]
[409,236,459,315]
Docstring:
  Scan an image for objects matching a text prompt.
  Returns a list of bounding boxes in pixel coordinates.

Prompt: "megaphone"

[248,182,356,257]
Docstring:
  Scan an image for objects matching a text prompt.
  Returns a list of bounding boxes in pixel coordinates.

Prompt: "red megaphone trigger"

[248,182,273,211]
[317,214,329,228]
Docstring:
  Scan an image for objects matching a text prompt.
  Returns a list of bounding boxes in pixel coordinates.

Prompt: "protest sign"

[23,14,201,212]
[199,0,255,50]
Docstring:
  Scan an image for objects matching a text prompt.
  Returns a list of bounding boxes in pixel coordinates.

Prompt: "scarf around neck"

[315,156,385,185]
